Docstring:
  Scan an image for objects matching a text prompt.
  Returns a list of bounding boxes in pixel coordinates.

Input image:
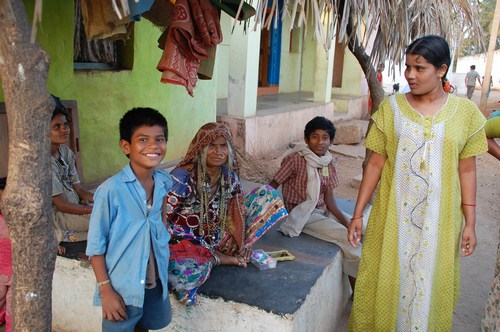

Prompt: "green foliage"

[460,0,499,56]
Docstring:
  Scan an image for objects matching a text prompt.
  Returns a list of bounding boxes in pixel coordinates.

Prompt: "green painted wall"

[299,34,317,92]
[1,1,217,182]
[279,22,302,93]
[332,49,365,96]
[216,15,232,99]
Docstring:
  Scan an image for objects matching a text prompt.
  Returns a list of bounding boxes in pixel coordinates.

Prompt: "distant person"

[348,35,487,331]
[86,108,173,331]
[51,96,94,259]
[465,65,482,99]
[376,63,385,85]
[0,177,11,332]
[368,64,386,113]
[392,83,400,94]
[482,75,493,97]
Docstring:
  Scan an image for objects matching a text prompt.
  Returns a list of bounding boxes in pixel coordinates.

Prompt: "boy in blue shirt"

[86,107,172,331]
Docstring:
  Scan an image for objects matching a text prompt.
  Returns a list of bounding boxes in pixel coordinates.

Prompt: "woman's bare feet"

[217,252,247,267]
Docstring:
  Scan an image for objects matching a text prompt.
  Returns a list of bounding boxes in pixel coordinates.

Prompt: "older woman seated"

[164,122,287,306]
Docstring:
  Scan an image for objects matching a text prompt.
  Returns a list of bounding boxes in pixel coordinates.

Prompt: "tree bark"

[0,1,57,330]
[345,25,385,116]
[345,18,385,167]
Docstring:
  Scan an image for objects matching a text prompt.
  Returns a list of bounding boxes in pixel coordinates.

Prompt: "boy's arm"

[325,190,349,228]
[89,255,128,322]
[269,179,280,189]
[269,153,298,190]
[52,194,92,215]
[73,183,94,203]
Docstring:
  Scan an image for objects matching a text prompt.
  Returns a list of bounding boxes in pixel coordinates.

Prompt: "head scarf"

[177,122,235,169]
[177,122,246,254]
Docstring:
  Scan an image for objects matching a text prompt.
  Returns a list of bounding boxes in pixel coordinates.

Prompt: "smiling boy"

[270,116,362,288]
[86,108,172,332]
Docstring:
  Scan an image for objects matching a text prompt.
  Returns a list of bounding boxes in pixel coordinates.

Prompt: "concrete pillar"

[227,22,261,118]
[313,42,334,103]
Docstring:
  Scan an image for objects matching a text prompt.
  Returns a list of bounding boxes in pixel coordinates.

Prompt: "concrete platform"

[52,198,357,332]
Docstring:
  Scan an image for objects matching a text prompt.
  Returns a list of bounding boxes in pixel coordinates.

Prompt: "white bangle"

[97,279,110,287]
[212,253,221,266]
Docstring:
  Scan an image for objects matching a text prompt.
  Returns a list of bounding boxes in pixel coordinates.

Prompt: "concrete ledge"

[52,232,348,332]
[331,95,368,121]
[53,200,357,332]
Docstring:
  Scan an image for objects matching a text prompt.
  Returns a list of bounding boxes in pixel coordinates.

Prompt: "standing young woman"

[347,35,488,330]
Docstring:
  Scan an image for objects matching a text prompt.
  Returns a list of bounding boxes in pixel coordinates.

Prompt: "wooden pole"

[479,0,500,115]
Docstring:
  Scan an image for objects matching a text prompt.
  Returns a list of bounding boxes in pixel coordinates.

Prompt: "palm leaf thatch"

[254,0,484,69]
[30,0,484,70]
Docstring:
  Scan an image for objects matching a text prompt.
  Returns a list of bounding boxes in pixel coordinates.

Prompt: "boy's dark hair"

[119,107,168,142]
[406,35,451,79]
[304,116,336,141]
[51,95,70,121]
[470,65,476,70]
[0,177,6,191]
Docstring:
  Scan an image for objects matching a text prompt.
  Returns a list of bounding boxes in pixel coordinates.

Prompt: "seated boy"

[50,97,94,258]
[270,116,364,287]
[0,177,12,332]
[86,107,172,331]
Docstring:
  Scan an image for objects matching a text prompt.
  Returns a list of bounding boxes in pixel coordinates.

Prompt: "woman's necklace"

[198,162,229,247]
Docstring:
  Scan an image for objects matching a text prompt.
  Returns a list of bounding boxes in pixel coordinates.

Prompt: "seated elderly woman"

[164,122,287,306]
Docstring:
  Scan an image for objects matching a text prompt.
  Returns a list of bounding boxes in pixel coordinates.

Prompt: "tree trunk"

[346,30,385,115]
[345,19,385,167]
[0,1,57,331]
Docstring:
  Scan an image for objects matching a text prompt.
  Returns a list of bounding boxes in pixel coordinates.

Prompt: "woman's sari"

[164,123,287,305]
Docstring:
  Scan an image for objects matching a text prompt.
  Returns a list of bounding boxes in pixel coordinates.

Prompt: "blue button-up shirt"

[86,164,172,307]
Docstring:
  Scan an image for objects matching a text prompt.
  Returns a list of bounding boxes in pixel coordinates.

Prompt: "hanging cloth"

[156,0,222,96]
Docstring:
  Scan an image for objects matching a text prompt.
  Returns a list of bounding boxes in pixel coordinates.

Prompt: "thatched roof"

[253,0,484,69]
[31,0,484,71]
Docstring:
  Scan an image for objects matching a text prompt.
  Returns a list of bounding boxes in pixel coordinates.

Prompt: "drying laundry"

[157,0,222,96]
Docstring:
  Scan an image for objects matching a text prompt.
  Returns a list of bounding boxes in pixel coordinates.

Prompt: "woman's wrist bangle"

[462,203,476,207]
[97,279,110,287]
[212,253,220,266]
[350,215,364,221]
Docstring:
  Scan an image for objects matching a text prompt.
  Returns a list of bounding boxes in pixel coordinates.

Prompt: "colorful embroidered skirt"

[168,184,287,305]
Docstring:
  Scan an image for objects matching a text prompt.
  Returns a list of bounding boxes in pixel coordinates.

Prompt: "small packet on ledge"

[267,249,295,261]
[251,249,277,270]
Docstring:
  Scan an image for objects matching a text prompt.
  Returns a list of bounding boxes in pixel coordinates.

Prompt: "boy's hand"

[100,285,128,322]
[348,219,363,248]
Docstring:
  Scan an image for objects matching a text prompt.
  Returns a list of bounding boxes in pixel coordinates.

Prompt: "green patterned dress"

[349,93,487,331]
